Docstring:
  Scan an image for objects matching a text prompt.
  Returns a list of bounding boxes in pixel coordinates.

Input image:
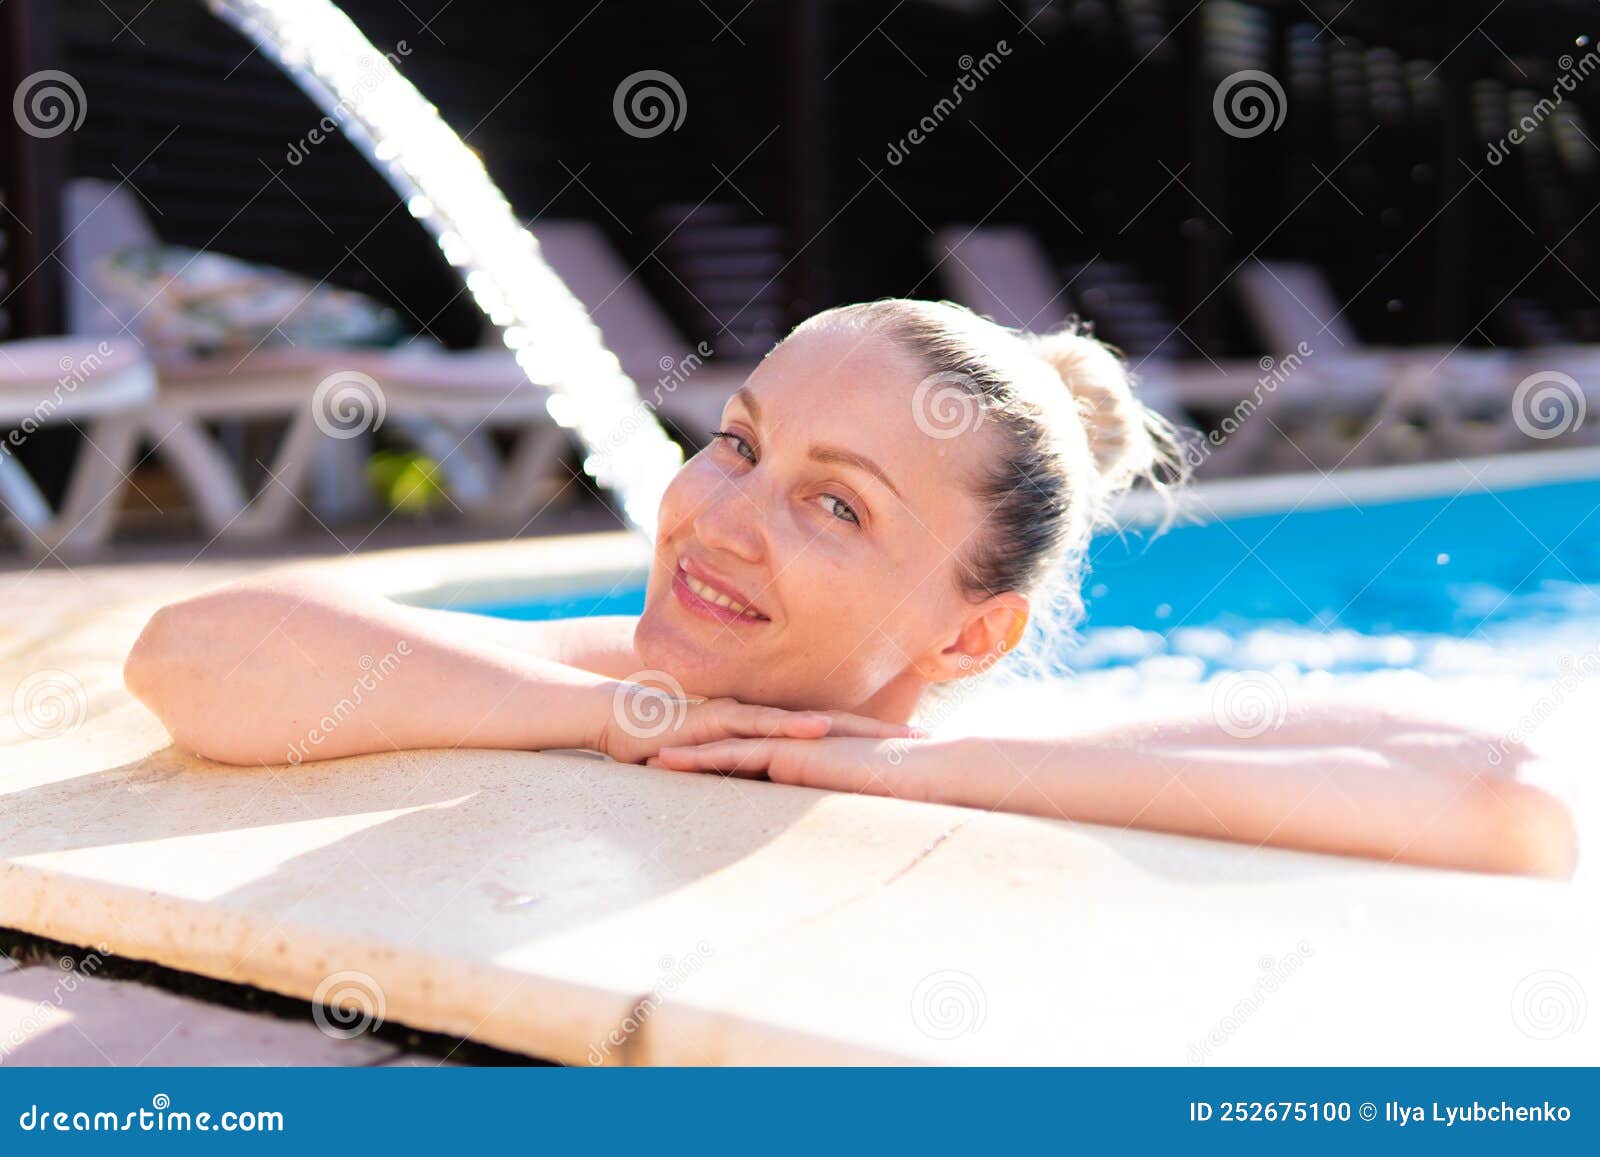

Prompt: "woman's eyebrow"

[732,386,762,423]
[809,445,904,502]
[732,386,904,501]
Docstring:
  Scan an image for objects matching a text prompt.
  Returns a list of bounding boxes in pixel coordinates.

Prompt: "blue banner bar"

[1,1067,1594,1152]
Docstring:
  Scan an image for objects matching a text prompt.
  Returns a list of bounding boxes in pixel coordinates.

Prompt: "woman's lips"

[671,561,769,627]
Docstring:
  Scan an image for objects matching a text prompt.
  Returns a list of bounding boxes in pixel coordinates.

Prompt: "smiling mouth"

[673,558,769,622]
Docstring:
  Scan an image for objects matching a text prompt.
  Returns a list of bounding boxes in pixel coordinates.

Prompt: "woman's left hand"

[650,735,950,801]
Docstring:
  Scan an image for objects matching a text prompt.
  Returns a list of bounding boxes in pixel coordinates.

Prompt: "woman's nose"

[691,476,766,564]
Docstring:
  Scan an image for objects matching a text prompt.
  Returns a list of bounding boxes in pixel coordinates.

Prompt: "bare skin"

[123,323,1579,879]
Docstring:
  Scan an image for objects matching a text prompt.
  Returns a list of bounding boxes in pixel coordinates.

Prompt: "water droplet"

[481,883,543,913]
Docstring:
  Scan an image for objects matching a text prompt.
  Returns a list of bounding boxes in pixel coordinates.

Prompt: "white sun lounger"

[64,182,748,533]
[62,180,597,534]
[931,225,1076,334]
[0,337,155,557]
[931,225,1299,472]
[1232,260,1575,462]
[348,219,757,522]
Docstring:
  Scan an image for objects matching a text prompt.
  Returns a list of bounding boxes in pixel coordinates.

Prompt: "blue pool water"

[469,475,1600,678]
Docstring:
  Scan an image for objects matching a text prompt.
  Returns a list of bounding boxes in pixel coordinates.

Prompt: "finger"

[657,739,775,777]
[660,738,908,796]
[815,712,922,740]
[712,703,829,740]
[771,710,833,738]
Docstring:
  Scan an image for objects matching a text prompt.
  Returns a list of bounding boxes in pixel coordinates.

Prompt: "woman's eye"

[820,494,860,526]
[710,430,756,463]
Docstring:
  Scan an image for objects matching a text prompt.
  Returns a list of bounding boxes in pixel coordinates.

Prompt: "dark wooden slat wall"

[7,0,1598,354]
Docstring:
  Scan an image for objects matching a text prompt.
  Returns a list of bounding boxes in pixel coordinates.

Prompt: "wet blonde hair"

[794,299,1186,658]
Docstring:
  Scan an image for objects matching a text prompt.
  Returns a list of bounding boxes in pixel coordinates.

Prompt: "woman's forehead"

[736,325,991,509]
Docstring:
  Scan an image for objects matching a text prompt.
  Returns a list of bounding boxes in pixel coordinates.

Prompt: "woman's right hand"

[592,678,919,766]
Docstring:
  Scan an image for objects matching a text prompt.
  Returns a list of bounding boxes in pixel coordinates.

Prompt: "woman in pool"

[124,300,1576,878]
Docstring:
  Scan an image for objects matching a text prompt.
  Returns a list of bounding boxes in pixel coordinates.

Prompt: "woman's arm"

[400,608,644,680]
[649,731,1578,878]
[124,573,913,767]
[123,572,626,765]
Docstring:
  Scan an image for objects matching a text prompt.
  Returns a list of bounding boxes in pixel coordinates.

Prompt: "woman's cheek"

[657,461,719,534]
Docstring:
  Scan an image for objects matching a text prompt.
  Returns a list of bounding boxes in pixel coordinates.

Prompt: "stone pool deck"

[1,531,1595,1065]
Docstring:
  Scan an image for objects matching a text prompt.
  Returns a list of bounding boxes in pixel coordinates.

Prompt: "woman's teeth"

[682,570,764,618]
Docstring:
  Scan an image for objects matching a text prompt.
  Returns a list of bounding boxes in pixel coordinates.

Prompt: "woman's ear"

[916,592,1029,684]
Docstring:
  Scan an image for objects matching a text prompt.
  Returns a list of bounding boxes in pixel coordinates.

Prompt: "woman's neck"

[853,669,927,727]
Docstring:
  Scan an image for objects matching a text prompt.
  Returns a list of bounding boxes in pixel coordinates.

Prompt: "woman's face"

[634,323,1014,713]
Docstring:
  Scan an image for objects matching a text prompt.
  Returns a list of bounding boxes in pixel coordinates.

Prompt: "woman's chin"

[633,612,734,696]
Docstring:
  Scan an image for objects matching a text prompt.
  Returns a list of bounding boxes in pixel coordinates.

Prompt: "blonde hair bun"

[1025,325,1182,498]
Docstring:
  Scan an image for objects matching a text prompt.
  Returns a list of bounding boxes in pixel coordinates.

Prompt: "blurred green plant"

[365,449,447,514]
